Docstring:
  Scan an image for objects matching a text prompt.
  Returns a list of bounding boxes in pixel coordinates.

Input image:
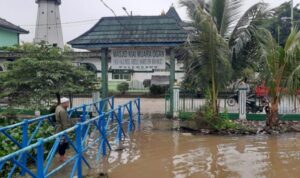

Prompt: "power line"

[99,0,119,17]
[23,22,97,29]
[99,0,130,31]
[19,18,99,27]
[18,0,129,30]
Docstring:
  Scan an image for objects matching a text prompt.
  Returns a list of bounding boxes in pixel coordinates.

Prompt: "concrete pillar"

[239,83,247,120]
[173,85,180,117]
[169,48,175,117]
[101,48,109,99]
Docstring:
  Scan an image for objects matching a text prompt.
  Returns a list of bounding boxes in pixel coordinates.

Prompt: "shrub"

[0,119,55,177]
[150,85,168,95]
[193,105,239,131]
[143,79,151,88]
[117,82,129,94]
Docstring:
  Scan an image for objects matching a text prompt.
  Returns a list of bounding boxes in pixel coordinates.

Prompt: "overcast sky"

[0,0,298,44]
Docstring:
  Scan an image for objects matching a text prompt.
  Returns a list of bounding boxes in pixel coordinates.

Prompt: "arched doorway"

[80,63,97,73]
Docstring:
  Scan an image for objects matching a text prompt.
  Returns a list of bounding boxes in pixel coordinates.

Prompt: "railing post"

[111,96,115,121]
[138,97,141,129]
[101,114,107,156]
[100,100,104,114]
[81,104,87,122]
[81,105,87,137]
[128,101,133,133]
[37,139,45,178]
[76,124,83,178]
[21,120,29,176]
[117,106,123,144]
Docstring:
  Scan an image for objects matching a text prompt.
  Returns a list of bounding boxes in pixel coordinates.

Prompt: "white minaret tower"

[34,0,64,48]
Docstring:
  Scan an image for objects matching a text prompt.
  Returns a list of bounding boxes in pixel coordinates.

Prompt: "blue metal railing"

[0,96,141,178]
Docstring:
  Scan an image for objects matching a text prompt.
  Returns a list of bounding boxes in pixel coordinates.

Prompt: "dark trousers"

[58,138,69,156]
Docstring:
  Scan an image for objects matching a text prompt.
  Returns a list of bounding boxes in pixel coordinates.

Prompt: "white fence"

[166,96,300,114]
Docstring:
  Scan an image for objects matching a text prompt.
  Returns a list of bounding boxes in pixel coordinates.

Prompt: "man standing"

[55,97,70,162]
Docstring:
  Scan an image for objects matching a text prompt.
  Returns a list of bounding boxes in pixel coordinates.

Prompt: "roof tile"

[68,16,187,49]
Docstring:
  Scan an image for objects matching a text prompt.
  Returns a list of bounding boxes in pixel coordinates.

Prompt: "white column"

[239,83,247,120]
[173,85,180,117]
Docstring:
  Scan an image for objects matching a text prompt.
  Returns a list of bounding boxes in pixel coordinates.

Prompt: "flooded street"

[106,119,300,178]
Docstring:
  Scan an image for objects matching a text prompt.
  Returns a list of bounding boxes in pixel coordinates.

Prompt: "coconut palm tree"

[180,0,268,116]
[257,28,300,127]
[180,2,231,116]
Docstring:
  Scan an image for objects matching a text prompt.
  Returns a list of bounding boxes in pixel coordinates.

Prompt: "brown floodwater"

[103,119,300,178]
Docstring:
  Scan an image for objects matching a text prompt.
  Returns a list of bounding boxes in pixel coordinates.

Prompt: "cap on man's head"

[60,97,70,104]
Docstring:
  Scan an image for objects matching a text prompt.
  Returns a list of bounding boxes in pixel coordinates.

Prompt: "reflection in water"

[105,119,300,178]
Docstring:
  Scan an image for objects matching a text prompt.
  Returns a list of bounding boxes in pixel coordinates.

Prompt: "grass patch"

[179,112,194,120]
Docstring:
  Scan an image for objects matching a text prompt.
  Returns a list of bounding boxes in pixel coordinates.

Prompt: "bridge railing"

[0,97,141,178]
[0,96,115,155]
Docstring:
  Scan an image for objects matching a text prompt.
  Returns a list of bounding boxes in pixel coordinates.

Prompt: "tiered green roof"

[68,15,188,49]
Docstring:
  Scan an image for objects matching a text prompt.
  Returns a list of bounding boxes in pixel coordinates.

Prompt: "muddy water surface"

[106,119,300,178]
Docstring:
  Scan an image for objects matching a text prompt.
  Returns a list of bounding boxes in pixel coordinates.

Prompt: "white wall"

[132,71,185,82]
[75,57,185,83]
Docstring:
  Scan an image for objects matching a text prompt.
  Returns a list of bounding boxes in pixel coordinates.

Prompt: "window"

[112,73,131,81]
[113,74,120,80]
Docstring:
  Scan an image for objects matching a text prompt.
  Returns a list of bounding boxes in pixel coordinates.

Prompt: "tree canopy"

[0,43,96,109]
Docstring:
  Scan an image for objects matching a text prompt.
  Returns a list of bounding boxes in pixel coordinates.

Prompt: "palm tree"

[180,0,268,116]
[180,2,231,116]
[257,28,300,127]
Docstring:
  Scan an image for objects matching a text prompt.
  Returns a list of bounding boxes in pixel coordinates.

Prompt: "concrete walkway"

[115,98,166,114]
[72,97,166,114]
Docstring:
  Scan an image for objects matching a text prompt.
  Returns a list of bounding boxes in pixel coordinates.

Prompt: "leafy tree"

[0,43,95,110]
[257,28,300,127]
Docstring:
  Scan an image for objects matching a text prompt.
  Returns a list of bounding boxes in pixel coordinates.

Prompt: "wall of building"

[0,28,18,47]
[75,57,185,83]
[131,71,185,82]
